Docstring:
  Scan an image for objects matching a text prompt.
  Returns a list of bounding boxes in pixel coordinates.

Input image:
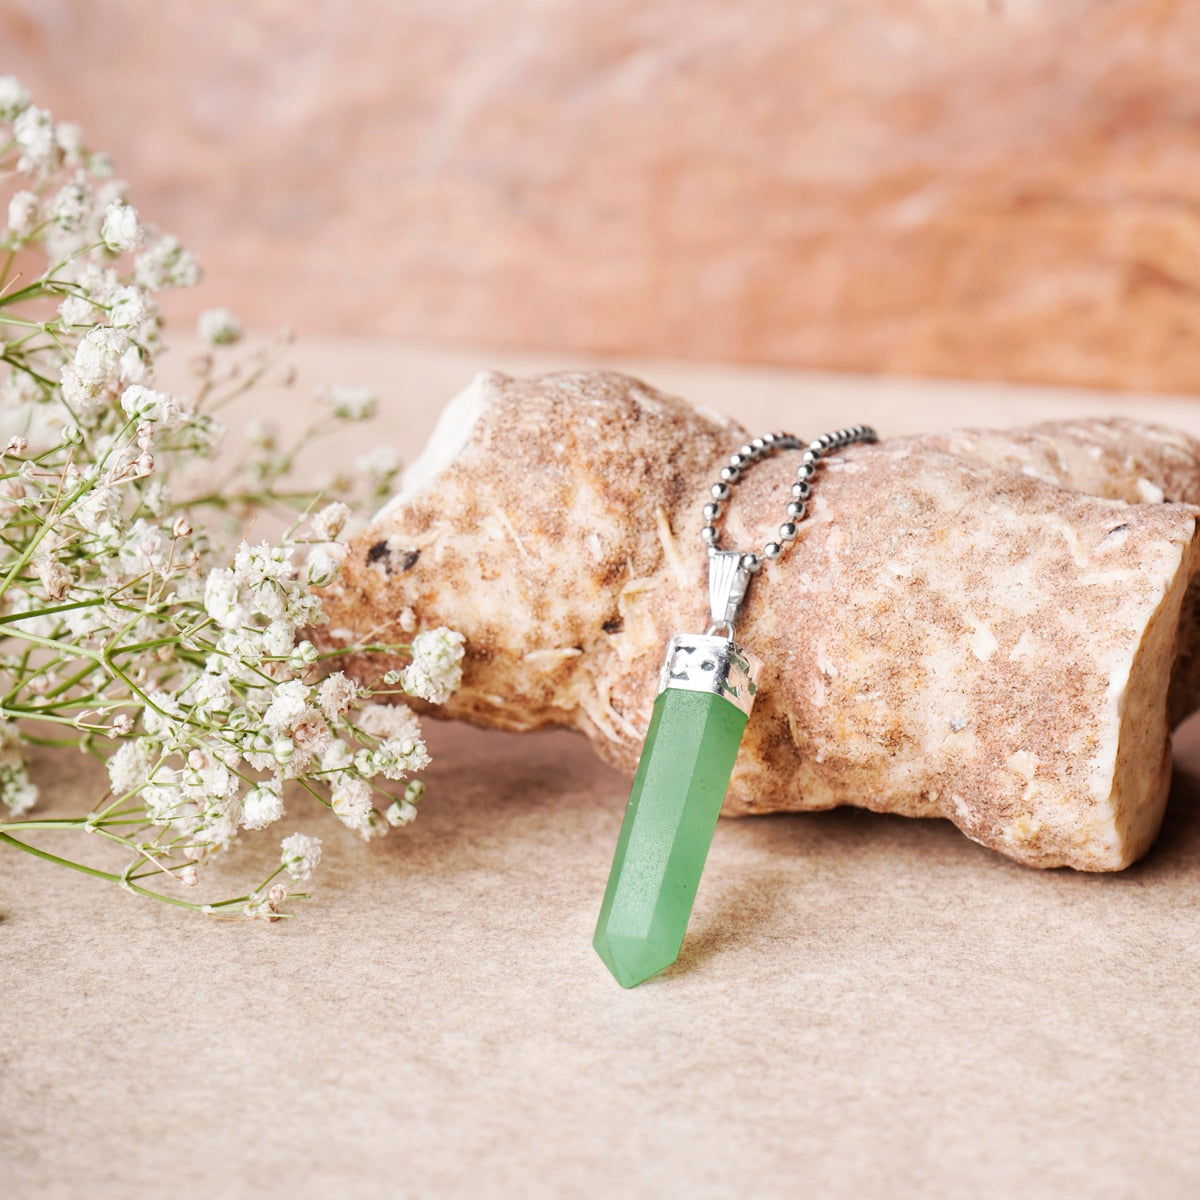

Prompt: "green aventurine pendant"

[592,621,761,988]
[593,424,877,988]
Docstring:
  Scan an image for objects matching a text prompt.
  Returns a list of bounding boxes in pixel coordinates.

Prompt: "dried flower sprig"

[0,77,463,919]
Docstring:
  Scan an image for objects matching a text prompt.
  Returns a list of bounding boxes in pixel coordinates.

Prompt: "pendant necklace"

[593,423,879,988]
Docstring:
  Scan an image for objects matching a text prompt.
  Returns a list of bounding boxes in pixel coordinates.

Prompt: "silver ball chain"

[700,424,878,574]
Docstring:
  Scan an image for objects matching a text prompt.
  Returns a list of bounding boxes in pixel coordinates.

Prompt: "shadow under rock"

[731,800,994,872]
[724,745,1200,887]
[362,723,624,874]
[1130,763,1200,881]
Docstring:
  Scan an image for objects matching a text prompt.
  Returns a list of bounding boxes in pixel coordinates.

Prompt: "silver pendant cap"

[656,633,762,718]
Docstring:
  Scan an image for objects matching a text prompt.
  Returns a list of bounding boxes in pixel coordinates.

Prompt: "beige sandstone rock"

[317,371,1200,871]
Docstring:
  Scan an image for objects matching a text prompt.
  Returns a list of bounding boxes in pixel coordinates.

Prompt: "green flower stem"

[0,817,148,831]
[0,596,107,626]
[0,626,198,733]
[2,654,72,706]
[0,460,92,602]
[0,830,217,912]
[0,831,302,918]
[315,642,412,662]
[295,777,334,811]
[178,488,325,511]
[39,659,106,702]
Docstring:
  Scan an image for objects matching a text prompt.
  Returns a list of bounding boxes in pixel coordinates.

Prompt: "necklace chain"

[701,424,878,574]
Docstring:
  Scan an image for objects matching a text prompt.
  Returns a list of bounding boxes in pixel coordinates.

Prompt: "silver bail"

[708,548,751,630]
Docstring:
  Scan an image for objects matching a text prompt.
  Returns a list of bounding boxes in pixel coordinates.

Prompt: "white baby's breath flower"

[60,327,129,419]
[290,708,331,759]
[197,307,242,346]
[110,713,135,737]
[310,501,350,541]
[64,260,120,306]
[191,811,239,853]
[319,739,355,777]
[100,200,142,254]
[55,121,85,167]
[2,774,38,817]
[400,627,466,704]
[73,326,128,388]
[233,540,294,589]
[377,736,431,779]
[280,832,322,883]
[320,385,377,422]
[191,672,233,715]
[120,384,177,425]
[59,293,97,327]
[0,364,41,408]
[107,284,150,331]
[141,691,184,741]
[134,233,200,289]
[7,190,39,242]
[119,343,149,385]
[331,778,375,837]
[0,75,30,121]
[141,778,186,824]
[13,105,57,173]
[355,703,423,742]
[48,181,93,234]
[0,722,38,816]
[317,672,358,722]
[119,519,168,571]
[305,545,340,586]
[35,558,72,601]
[385,799,418,827]
[284,589,323,629]
[242,781,285,830]
[262,619,296,658]
[72,484,119,533]
[203,567,248,630]
[264,679,311,733]
[215,627,265,673]
[107,739,155,796]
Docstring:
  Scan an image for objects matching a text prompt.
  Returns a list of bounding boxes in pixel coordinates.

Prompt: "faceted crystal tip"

[593,924,676,989]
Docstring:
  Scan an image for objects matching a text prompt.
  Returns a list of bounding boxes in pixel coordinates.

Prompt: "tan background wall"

[4,0,1200,391]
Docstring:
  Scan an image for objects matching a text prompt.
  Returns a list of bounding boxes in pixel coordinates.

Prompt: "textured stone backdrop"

[4,0,1200,391]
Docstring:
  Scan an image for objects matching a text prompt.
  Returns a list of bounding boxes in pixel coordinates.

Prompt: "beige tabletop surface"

[3,339,1200,1200]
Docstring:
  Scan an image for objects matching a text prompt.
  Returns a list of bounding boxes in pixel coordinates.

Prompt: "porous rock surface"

[317,370,1200,870]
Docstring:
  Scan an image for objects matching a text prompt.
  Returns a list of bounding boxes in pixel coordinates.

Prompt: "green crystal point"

[593,686,749,988]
